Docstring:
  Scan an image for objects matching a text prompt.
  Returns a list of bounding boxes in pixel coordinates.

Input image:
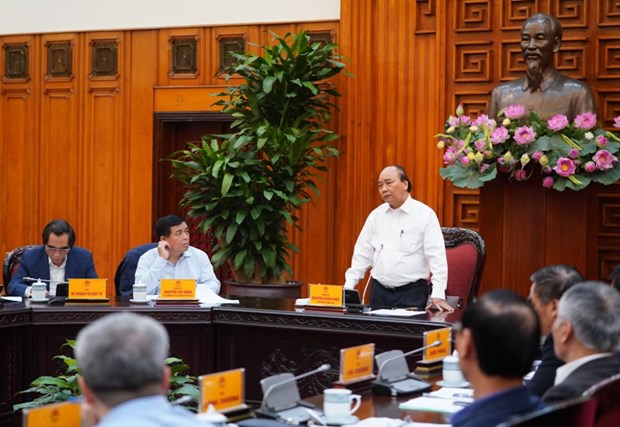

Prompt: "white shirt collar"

[554,353,613,385]
[48,256,67,269]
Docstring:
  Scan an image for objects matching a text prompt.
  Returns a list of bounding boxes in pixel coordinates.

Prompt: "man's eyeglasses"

[45,245,70,253]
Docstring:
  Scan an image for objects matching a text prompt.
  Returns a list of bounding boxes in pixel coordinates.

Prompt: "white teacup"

[132,283,147,301]
[31,281,47,300]
[323,388,361,423]
[442,352,465,386]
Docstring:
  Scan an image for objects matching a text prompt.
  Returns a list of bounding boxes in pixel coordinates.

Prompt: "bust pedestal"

[478,175,598,296]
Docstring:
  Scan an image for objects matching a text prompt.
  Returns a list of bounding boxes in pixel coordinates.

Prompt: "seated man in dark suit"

[527,265,583,396]
[7,219,97,297]
[451,290,545,427]
[543,281,620,403]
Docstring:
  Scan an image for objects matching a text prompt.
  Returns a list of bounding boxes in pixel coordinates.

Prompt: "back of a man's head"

[75,312,169,408]
[530,264,583,304]
[557,281,620,353]
[462,290,540,379]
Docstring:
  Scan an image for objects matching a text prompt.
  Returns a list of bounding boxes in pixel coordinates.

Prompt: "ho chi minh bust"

[488,13,595,121]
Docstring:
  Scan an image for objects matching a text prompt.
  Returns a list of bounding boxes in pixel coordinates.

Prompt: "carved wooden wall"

[443,0,620,293]
[1,1,619,297]
[0,22,339,297]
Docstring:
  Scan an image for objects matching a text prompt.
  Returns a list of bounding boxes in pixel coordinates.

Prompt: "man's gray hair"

[557,281,620,352]
[75,312,169,406]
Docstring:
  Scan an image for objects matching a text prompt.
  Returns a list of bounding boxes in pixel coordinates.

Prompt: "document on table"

[1,296,22,302]
[398,396,467,414]
[367,308,427,317]
[425,387,473,403]
[196,286,240,306]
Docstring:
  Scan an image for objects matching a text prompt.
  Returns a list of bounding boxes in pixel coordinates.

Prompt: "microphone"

[256,363,331,425]
[376,340,441,380]
[260,363,331,410]
[373,340,441,396]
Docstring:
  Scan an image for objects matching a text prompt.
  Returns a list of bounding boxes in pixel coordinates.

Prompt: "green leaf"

[235,211,247,225]
[225,223,238,243]
[221,173,234,196]
[263,76,277,93]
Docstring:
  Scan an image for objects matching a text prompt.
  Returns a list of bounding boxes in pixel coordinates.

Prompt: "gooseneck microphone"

[260,363,331,410]
[376,340,441,381]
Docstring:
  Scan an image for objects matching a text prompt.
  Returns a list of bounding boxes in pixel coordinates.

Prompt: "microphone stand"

[372,340,441,396]
[256,363,331,424]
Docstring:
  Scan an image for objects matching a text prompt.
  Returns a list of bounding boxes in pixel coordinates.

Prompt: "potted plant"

[171,31,346,286]
[14,340,199,411]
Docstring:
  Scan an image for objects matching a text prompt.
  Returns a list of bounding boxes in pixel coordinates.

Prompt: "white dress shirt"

[135,246,221,295]
[48,257,67,297]
[344,196,447,299]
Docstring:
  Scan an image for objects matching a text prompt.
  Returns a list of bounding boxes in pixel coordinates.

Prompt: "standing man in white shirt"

[135,214,220,295]
[344,165,453,311]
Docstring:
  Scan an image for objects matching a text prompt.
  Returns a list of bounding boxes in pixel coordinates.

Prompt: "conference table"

[0,296,461,427]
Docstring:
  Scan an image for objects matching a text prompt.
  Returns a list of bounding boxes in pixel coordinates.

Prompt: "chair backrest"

[584,372,620,427]
[2,245,37,287]
[441,227,485,309]
[497,396,597,427]
[114,243,158,296]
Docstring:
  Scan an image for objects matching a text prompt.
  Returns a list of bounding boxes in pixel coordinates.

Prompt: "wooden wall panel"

[335,0,446,294]
[444,0,620,296]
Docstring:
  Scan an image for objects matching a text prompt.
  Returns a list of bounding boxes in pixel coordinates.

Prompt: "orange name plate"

[160,279,196,299]
[423,327,452,362]
[199,368,245,412]
[339,343,375,383]
[308,283,343,306]
[68,278,107,299]
[23,401,81,427]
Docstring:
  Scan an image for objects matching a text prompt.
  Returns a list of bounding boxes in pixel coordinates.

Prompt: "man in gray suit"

[542,281,620,403]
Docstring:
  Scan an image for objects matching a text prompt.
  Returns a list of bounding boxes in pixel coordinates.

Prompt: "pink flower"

[474,139,486,151]
[514,125,537,145]
[456,140,465,149]
[568,148,580,159]
[614,116,620,129]
[595,135,608,147]
[542,166,552,175]
[443,148,458,165]
[593,150,618,171]
[504,105,526,120]
[460,115,471,126]
[531,151,543,162]
[490,127,509,144]
[542,176,554,188]
[584,161,596,173]
[553,157,577,177]
[547,114,569,132]
[480,163,490,173]
[515,169,527,181]
[447,115,459,127]
[574,112,597,130]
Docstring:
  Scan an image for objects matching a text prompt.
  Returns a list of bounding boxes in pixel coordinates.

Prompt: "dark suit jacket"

[114,243,157,296]
[542,355,620,404]
[527,335,564,397]
[451,385,545,427]
[7,245,98,296]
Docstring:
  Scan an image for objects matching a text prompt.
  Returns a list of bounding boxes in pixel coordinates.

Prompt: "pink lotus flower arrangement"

[436,105,620,191]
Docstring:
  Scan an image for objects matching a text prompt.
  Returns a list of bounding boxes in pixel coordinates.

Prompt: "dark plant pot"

[223,280,302,299]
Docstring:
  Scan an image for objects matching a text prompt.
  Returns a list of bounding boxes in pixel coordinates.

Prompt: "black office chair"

[114,243,157,296]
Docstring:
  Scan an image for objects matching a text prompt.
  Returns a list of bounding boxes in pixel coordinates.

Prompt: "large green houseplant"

[171,31,346,283]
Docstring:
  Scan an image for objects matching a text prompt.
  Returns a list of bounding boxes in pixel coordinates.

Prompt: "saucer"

[324,415,359,426]
[30,298,49,303]
[436,380,471,388]
[129,299,149,304]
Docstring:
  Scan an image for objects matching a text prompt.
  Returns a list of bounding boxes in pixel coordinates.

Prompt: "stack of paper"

[398,387,472,415]
[367,308,427,317]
